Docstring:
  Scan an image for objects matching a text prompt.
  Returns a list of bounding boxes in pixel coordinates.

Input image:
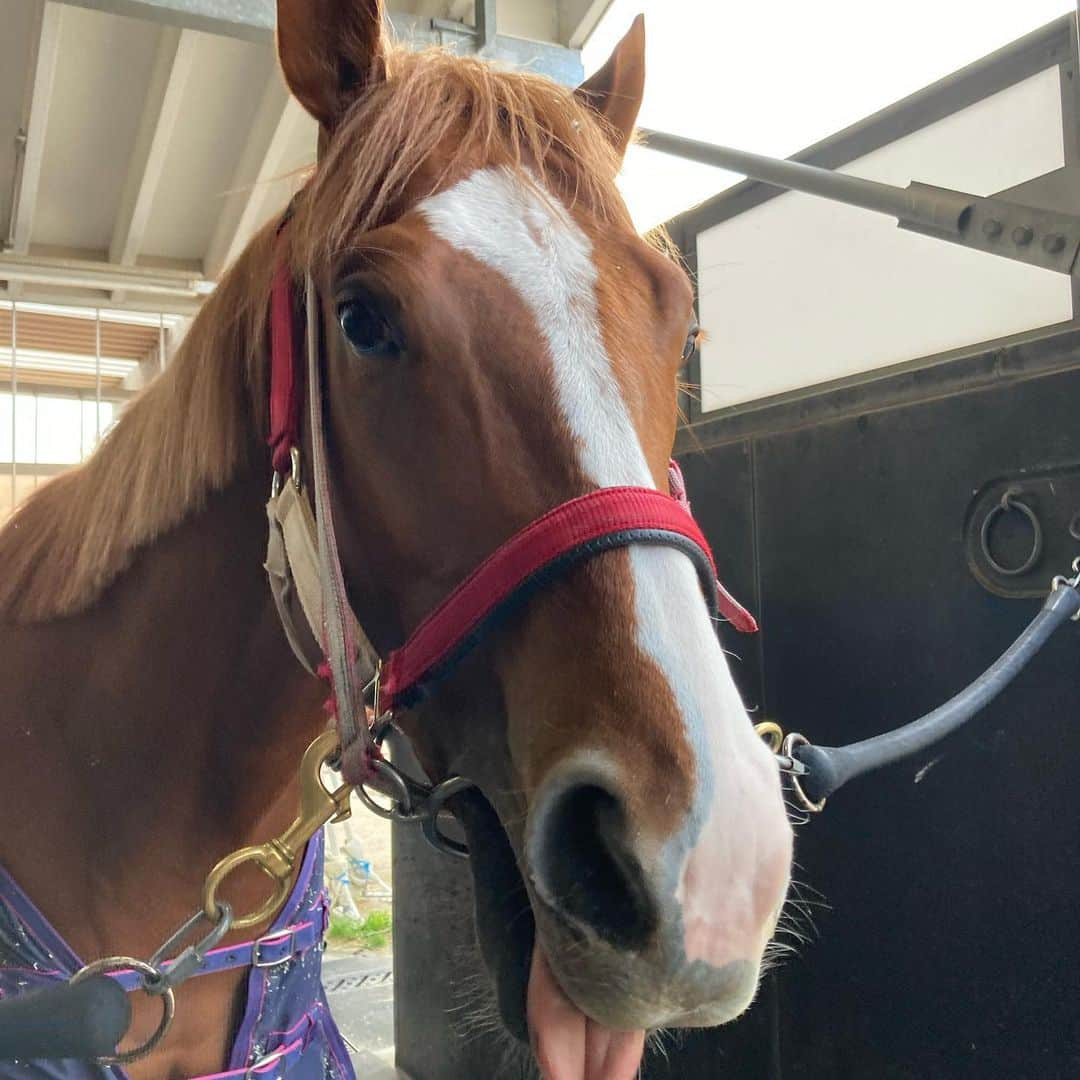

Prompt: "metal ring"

[69,958,175,1066]
[420,776,474,859]
[357,758,416,821]
[979,489,1043,577]
[754,721,784,754]
[781,733,827,814]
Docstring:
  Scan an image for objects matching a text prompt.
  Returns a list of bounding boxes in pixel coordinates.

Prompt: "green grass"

[327,909,392,951]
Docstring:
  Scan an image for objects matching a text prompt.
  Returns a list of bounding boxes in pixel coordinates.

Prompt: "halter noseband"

[264,233,756,784]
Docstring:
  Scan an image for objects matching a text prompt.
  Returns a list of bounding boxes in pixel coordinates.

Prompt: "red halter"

[267,256,756,720]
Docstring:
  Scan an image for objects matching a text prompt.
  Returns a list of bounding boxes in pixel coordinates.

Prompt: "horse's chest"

[0,834,352,1079]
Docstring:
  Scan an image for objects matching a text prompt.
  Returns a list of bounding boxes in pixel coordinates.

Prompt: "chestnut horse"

[0,3,792,1077]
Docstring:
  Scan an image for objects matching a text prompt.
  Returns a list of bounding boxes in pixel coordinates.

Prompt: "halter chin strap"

[264,240,756,784]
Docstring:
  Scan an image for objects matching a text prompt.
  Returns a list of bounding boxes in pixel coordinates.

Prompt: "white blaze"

[419,167,788,971]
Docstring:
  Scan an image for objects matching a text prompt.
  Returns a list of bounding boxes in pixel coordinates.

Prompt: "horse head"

[276,1,792,1073]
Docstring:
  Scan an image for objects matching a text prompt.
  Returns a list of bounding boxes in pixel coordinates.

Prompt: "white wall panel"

[697,67,1073,412]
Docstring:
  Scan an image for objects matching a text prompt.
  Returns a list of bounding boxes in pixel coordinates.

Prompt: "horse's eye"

[338,300,399,358]
[682,324,701,364]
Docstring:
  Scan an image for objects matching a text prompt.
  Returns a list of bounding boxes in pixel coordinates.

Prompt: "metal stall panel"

[663,335,1080,1080]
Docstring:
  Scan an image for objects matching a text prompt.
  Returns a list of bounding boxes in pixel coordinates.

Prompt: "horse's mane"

[0,46,629,624]
[0,229,276,623]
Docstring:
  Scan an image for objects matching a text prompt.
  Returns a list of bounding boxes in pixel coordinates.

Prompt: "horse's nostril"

[530,779,658,949]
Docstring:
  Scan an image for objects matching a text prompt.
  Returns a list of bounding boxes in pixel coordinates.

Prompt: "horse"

[0,2,793,1077]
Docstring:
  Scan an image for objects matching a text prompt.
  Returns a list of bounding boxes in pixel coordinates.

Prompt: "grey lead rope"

[793,582,1080,806]
[305,275,367,770]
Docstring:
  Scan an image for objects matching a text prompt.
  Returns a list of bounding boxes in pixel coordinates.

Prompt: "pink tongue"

[527,941,646,1080]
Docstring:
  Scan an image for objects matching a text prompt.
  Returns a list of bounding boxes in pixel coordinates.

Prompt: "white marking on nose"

[420,167,790,965]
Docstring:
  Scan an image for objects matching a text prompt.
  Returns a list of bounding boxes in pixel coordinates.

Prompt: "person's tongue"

[526,940,646,1080]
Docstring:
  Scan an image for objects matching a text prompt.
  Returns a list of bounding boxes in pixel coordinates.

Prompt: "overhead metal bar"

[54,0,583,84]
[55,0,274,43]
[10,304,17,511]
[3,288,200,319]
[475,0,496,51]
[393,11,581,84]
[95,308,102,443]
[639,128,1080,277]
[432,0,496,52]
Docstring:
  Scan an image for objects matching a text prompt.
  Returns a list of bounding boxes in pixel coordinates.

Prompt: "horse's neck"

[0,467,324,958]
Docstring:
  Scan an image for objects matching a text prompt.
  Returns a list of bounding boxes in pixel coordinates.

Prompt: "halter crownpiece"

[263,233,758,784]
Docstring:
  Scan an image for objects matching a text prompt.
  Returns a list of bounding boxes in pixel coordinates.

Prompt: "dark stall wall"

[393,350,1080,1080]
[657,353,1080,1080]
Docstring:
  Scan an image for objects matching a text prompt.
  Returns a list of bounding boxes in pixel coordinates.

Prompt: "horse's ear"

[574,14,646,158]
[276,0,386,131]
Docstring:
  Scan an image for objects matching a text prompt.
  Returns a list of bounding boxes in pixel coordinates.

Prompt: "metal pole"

[10,302,16,512]
[95,307,101,444]
[475,0,495,50]
[638,128,973,236]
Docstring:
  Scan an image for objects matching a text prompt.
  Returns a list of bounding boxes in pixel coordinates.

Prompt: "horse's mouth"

[451,787,653,1078]
[449,782,775,1057]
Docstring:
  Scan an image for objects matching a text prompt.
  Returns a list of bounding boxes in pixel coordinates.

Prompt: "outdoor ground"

[324,798,399,1075]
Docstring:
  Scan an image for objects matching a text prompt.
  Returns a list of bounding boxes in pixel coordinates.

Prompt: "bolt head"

[1042,232,1067,254]
[982,218,1003,238]
[1011,225,1034,246]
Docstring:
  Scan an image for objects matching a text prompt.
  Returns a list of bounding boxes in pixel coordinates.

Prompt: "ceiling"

[0,0,314,316]
[0,0,598,386]
[0,0,597,320]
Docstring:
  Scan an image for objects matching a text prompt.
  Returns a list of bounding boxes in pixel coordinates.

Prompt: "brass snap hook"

[202,730,352,929]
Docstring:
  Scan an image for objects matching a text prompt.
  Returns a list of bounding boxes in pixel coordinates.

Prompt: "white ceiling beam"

[203,77,308,281]
[9,2,64,256]
[110,28,198,275]
[0,252,212,300]
[11,287,201,317]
